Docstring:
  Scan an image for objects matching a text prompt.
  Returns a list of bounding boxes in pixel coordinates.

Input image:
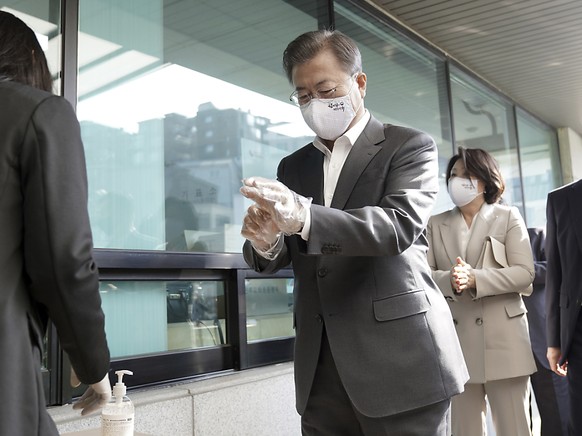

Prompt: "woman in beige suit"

[427,147,536,436]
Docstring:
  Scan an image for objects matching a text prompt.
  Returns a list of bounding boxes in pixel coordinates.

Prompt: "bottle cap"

[112,370,133,399]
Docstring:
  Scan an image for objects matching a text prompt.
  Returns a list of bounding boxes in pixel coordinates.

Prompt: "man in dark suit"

[240,29,468,435]
[546,179,582,435]
[525,227,569,435]
[0,12,111,435]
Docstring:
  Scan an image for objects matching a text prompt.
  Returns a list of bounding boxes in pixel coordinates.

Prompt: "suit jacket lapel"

[439,210,464,265]
[299,145,324,206]
[466,206,498,267]
[567,182,582,251]
[331,117,384,209]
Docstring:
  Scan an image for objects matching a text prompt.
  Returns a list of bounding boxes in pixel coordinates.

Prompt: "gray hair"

[282,29,362,83]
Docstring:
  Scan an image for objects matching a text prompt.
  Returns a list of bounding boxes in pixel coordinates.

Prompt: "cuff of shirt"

[299,203,311,241]
[253,234,284,260]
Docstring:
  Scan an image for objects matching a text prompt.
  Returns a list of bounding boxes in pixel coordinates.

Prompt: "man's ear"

[356,72,367,97]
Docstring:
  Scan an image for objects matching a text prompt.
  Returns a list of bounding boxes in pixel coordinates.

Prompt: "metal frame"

[56,247,295,404]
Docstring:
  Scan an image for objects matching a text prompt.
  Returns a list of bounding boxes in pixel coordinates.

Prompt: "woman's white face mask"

[448,176,483,207]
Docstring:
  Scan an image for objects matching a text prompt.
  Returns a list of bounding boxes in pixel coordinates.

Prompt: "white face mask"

[448,176,482,207]
[299,80,360,141]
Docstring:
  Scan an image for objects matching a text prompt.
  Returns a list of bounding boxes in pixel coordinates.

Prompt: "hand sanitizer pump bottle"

[101,370,134,436]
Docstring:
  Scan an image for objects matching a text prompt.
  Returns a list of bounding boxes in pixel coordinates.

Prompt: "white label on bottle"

[101,414,134,436]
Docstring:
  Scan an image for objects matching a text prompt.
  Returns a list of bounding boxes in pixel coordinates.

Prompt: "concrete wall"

[558,127,582,183]
[50,362,301,436]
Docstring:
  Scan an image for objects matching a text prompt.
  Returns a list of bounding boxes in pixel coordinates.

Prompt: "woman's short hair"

[445,146,505,204]
[0,11,52,92]
[282,29,362,83]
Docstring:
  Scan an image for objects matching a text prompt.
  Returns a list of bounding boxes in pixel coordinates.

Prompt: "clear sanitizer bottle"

[101,370,134,436]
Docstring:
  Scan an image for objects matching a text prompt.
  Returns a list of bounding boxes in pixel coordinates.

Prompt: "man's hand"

[72,372,112,415]
[240,177,311,235]
[241,203,281,252]
[547,346,568,376]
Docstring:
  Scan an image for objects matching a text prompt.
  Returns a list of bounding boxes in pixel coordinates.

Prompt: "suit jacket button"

[317,268,327,277]
[475,317,483,326]
[315,314,323,323]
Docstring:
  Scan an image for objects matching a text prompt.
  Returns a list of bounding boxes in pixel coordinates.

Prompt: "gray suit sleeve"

[307,130,438,256]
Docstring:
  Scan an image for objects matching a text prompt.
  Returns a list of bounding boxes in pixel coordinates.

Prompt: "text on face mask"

[327,101,346,111]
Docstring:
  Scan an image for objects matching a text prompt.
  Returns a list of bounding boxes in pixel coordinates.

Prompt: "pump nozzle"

[112,370,133,401]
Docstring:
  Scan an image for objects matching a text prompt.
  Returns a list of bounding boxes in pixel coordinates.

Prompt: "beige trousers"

[452,376,531,436]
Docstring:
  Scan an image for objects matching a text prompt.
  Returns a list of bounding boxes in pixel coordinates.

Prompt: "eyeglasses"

[289,75,358,107]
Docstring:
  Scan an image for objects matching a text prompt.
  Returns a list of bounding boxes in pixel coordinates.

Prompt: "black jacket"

[0,80,109,435]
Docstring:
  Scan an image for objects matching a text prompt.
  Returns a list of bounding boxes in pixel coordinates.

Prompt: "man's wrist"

[252,234,283,259]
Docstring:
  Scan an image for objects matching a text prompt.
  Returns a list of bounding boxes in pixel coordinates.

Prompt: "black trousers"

[301,329,451,436]
[567,312,582,436]
[530,352,569,436]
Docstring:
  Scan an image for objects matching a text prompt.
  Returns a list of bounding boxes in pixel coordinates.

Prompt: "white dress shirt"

[301,109,371,238]
[458,202,493,259]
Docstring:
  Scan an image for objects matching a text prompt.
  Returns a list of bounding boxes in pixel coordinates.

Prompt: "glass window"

[245,278,294,342]
[334,0,454,213]
[450,67,524,214]
[77,0,319,253]
[100,280,226,359]
[517,109,561,227]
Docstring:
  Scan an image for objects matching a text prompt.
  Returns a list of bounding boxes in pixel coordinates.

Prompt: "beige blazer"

[427,202,536,383]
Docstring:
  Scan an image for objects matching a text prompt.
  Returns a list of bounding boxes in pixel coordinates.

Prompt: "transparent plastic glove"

[72,372,112,416]
[240,177,311,235]
[241,203,282,252]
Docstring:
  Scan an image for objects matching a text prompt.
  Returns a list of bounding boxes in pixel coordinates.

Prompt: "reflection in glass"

[517,109,561,227]
[100,280,225,359]
[167,281,226,350]
[78,0,319,253]
[450,69,524,213]
[246,278,294,342]
[334,0,453,214]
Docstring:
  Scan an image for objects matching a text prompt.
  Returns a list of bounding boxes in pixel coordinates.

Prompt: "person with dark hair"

[0,11,111,435]
[545,179,582,435]
[427,146,536,435]
[524,227,569,435]
[240,29,468,435]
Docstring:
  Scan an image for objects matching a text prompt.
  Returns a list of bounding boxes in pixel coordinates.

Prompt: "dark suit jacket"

[0,80,110,435]
[524,227,551,369]
[546,179,582,364]
[244,116,468,418]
